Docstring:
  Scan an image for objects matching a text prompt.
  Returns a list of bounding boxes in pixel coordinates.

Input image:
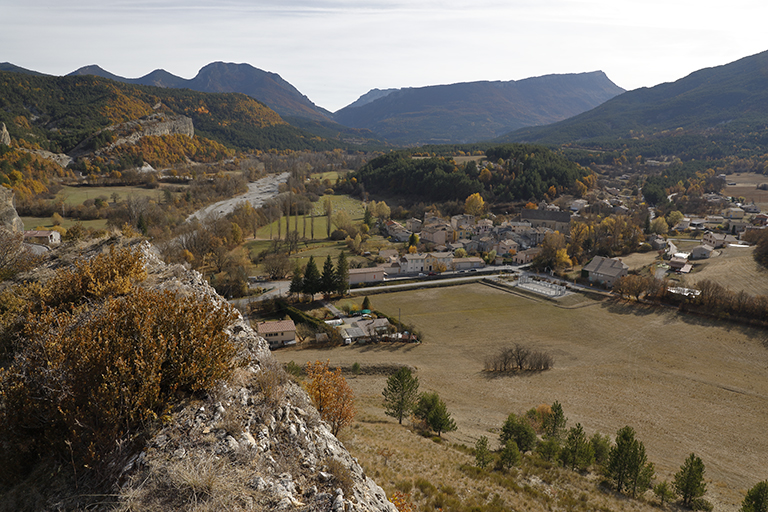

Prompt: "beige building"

[257,320,297,349]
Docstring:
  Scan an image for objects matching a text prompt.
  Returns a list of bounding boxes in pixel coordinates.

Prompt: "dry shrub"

[254,357,289,407]
[324,457,354,495]
[0,246,241,484]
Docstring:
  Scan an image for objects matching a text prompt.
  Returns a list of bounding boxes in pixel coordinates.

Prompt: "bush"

[0,246,241,484]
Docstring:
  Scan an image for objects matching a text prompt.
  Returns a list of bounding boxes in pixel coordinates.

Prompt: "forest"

[350,144,590,204]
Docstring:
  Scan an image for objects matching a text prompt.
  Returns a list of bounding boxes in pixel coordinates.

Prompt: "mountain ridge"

[498,49,768,155]
[332,71,625,144]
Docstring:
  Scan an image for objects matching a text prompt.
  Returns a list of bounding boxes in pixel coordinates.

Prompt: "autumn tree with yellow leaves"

[305,360,356,436]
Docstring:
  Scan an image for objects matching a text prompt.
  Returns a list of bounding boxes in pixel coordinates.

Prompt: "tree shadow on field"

[600,300,659,318]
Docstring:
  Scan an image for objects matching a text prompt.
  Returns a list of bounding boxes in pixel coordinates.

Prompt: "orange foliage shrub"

[304,360,356,436]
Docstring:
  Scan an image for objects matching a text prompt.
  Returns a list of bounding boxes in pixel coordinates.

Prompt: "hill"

[0,70,343,156]
[332,72,625,145]
[69,62,333,122]
[499,49,768,160]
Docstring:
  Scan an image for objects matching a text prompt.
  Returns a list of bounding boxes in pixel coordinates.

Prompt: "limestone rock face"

[0,186,24,233]
[69,114,194,158]
[113,242,398,512]
[0,122,10,146]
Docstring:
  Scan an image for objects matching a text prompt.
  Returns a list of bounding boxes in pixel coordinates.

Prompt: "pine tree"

[289,263,304,299]
[560,423,594,471]
[382,367,419,424]
[415,392,456,437]
[474,436,492,469]
[335,251,349,296]
[607,426,654,497]
[674,453,707,508]
[741,481,768,512]
[498,439,521,470]
[302,256,321,298]
[320,255,336,295]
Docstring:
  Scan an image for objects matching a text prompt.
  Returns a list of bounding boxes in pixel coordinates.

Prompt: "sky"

[2,0,767,112]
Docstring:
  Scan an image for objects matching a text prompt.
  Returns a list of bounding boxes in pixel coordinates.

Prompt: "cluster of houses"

[257,314,412,350]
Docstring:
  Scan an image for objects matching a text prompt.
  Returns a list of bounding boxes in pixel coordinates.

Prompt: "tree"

[305,360,356,436]
[474,436,492,469]
[415,392,456,436]
[650,217,669,235]
[408,232,419,249]
[607,426,654,497]
[320,255,336,295]
[0,228,40,281]
[543,401,567,440]
[289,263,304,299]
[500,413,537,452]
[590,432,611,467]
[654,480,676,507]
[741,481,768,512]
[302,256,321,298]
[382,367,420,424]
[361,296,371,311]
[335,251,349,296]
[464,192,485,216]
[363,206,374,227]
[674,453,707,508]
[263,252,291,280]
[498,439,521,470]
[560,423,594,471]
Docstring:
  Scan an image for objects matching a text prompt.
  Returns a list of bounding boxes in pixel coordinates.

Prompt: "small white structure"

[24,230,61,245]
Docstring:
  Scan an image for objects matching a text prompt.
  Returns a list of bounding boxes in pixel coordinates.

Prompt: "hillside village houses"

[358,188,766,287]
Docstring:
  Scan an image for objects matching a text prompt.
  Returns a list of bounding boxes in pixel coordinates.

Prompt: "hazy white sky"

[2,0,766,111]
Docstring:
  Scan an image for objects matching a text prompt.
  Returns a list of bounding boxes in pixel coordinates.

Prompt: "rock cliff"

[110,241,396,512]
[0,186,24,232]
[0,122,10,146]
[69,113,195,158]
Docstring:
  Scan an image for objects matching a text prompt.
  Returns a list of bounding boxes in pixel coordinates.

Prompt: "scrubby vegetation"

[0,244,241,490]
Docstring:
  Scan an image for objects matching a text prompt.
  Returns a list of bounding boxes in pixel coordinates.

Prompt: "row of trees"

[289,253,349,300]
[471,401,715,509]
[613,274,768,327]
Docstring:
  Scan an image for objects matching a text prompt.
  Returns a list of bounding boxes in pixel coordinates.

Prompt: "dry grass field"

[724,172,768,210]
[686,245,768,296]
[272,283,768,511]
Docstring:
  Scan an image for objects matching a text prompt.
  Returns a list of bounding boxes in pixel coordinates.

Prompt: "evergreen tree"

[653,481,676,507]
[498,439,521,470]
[544,400,567,440]
[320,255,336,295]
[607,426,654,497]
[560,423,594,471]
[363,206,374,227]
[362,296,371,311]
[289,263,303,299]
[674,453,707,508]
[302,256,321,298]
[500,413,537,452]
[741,481,768,512]
[335,251,349,296]
[382,367,419,424]
[415,391,456,437]
[474,436,492,469]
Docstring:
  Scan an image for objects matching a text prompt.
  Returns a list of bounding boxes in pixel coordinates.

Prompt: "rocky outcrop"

[0,122,10,146]
[111,242,397,512]
[0,186,24,232]
[69,114,194,158]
